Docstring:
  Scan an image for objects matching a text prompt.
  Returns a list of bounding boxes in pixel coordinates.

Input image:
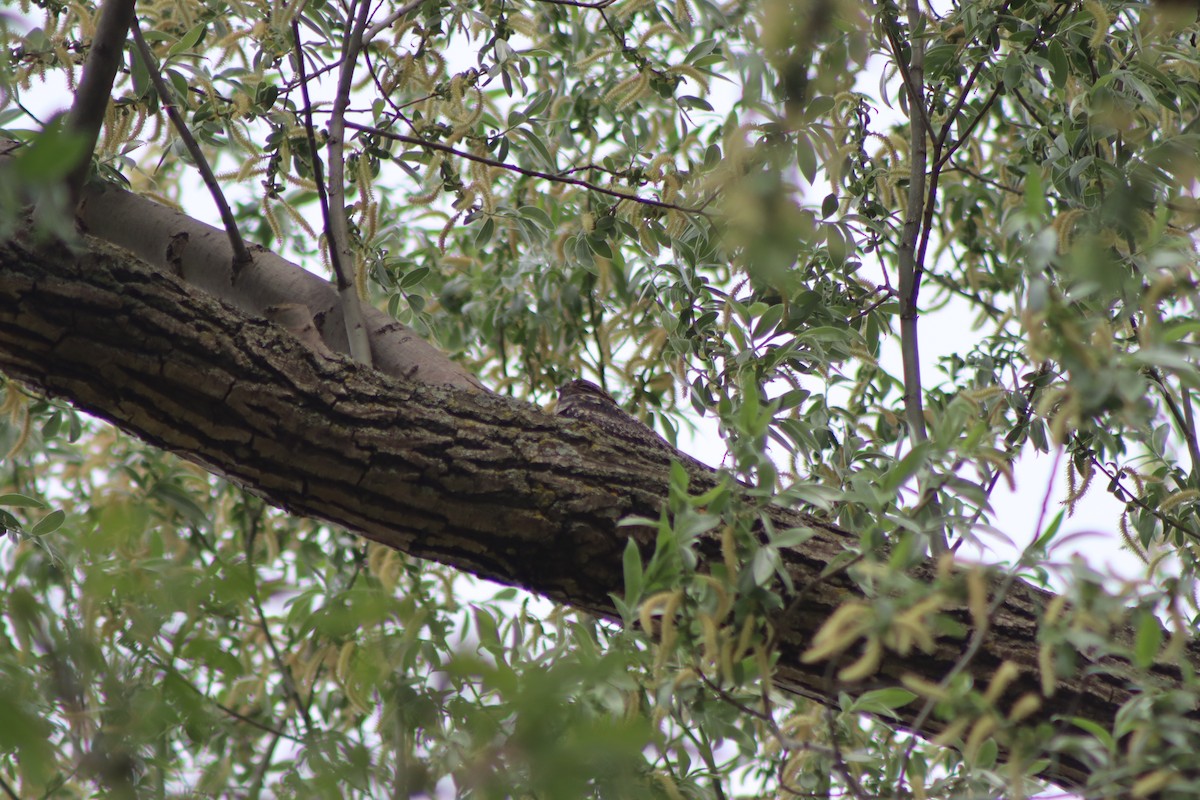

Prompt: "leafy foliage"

[5,0,1200,795]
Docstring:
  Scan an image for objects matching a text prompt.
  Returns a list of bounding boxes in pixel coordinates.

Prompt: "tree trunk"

[0,233,1186,790]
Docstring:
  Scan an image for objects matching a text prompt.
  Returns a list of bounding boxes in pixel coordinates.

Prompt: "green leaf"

[795,132,817,184]
[689,479,730,508]
[849,688,917,716]
[1023,165,1046,219]
[0,694,54,786]
[1132,612,1163,668]
[1162,321,1200,343]
[771,526,817,548]
[673,510,718,542]
[400,266,430,289]
[677,95,713,111]
[473,605,501,649]
[0,509,21,532]
[750,546,776,586]
[1068,717,1116,754]
[752,304,783,340]
[586,235,613,259]
[1002,55,1022,91]
[1047,39,1068,89]
[519,205,553,230]
[668,460,689,494]
[255,83,279,111]
[683,38,717,63]
[167,69,190,104]
[181,636,245,677]
[12,122,90,182]
[1032,509,1064,550]
[878,442,929,496]
[150,480,211,529]
[0,493,46,509]
[475,217,495,248]
[515,126,556,170]
[806,95,834,118]
[30,508,64,536]
[168,22,208,57]
[973,737,999,768]
[522,89,553,118]
[0,107,25,127]
[821,192,838,219]
[622,538,643,604]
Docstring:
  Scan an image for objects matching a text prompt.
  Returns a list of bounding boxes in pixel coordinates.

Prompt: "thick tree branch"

[313,0,374,365]
[889,3,947,556]
[896,0,928,445]
[63,167,483,391]
[0,233,1189,791]
[61,0,137,204]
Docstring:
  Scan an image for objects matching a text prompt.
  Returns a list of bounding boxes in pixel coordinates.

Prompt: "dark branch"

[130,23,253,268]
[60,0,137,204]
[343,121,711,217]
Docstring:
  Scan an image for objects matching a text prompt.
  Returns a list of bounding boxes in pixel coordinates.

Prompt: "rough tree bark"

[0,232,1188,791]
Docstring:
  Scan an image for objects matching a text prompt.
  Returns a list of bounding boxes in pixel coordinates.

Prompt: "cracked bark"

[0,235,1189,791]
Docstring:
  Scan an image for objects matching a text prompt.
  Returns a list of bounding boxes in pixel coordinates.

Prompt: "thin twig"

[881,24,933,138]
[930,80,1002,175]
[676,724,730,800]
[694,669,853,797]
[950,361,1052,554]
[362,49,419,126]
[944,162,1019,195]
[1086,453,1197,541]
[914,0,1072,328]
[322,0,374,364]
[899,2,1070,558]
[1132,312,1200,472]
[143,650,304,743]
[528,0,618,8]
[246,730,283,800]
[824,703,868,800]
[60,0,137,205]
[242,510,315,736]
[279,58,342,92]
[934,54,993,151]
[1012,87,1050,129]
[343,121,711,216]
[846,286,892,323]
[695,671,817,750]
[362,0,427,44]
[899,447,1063,788]
[1150,371,1200,473]
[556,160,637,180]
[1183,386,1200,473]
[586,289,608,388]
[290,21,369,364]
[934,0,1071,175]
[11,90,45,127]
[131,24,253,268]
